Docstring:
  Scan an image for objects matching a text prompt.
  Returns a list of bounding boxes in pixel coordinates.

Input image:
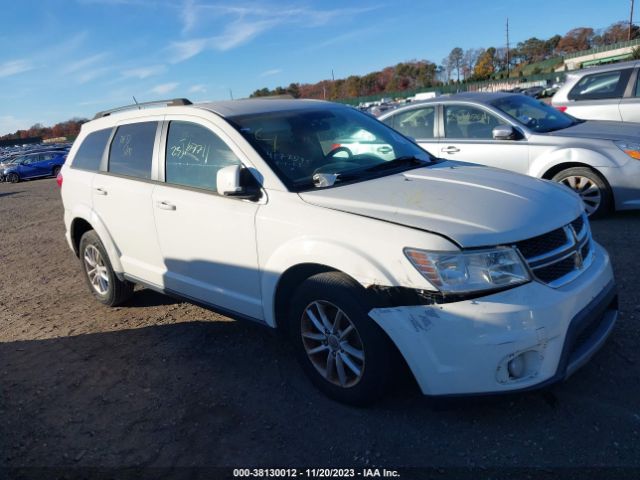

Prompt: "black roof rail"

[93,98,193,119]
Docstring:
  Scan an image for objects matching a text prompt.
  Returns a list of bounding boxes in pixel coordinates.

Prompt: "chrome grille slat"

[515,214,592,288]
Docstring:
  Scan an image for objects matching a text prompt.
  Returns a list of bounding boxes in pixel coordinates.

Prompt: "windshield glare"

[491,95,576,133]
[229,106,431,190]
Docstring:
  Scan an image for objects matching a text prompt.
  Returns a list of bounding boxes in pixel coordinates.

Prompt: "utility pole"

[506,17,510,77]
[229,89,233,100]
[630,0,635,41]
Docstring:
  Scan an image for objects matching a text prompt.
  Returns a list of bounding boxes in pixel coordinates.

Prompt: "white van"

[59,98,617,405]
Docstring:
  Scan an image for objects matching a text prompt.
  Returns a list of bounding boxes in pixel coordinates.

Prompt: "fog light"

[508,355,526,379]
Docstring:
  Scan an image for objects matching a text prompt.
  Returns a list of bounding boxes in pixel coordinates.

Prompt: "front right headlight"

[404,247,530,294]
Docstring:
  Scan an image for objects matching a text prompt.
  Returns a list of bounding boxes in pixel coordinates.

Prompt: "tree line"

[0,118,87,143]
[251,20,639,100]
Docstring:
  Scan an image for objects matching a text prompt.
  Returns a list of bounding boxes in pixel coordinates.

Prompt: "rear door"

[151,116,263,320]
[437,103,530,174]
[92,118,166,286]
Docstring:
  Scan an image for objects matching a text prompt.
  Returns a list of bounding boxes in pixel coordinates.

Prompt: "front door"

[151,118,263,320]
[436,103,530,174]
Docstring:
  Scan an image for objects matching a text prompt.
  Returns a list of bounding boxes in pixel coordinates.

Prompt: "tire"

[551,167,612,218]
[52,166,61,177]
[79,230,133,306]
[288,272,393,406]
[6,173,19,183]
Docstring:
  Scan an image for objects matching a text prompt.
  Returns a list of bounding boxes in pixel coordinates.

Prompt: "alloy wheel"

[300,300,365,388]
[560,175,601,216]
[83,244,109,295]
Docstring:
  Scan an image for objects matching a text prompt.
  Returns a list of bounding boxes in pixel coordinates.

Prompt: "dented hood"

[299,161,582,248]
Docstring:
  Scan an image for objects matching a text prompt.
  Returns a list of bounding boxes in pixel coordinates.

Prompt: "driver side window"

[444,105,502,140]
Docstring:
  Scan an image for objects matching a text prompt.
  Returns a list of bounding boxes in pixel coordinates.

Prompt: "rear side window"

[72,128,111,171]
[389,107,436,139]
[568,69,631,101]
[165,121,241,192]
[108,122,157,179]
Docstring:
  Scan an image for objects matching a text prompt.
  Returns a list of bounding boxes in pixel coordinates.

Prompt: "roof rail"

[93,98,193,119]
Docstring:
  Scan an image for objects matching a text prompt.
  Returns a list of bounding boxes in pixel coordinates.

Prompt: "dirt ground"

[1,178,639,477]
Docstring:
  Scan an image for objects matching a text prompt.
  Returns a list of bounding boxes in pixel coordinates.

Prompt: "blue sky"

[0,0,624,135]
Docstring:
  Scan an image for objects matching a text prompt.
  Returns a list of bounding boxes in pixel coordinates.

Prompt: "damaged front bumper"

[368,242,617,396]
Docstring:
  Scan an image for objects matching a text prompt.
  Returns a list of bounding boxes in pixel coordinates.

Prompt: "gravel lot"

[1,178,639,476]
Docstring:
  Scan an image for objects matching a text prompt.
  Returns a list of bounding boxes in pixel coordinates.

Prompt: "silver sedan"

[379,92,640,217]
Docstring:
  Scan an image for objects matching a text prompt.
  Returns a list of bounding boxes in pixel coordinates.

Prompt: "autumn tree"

[474,47,497,79]
[556,27,595,54]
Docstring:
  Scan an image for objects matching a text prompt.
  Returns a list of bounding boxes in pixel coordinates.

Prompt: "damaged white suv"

[59,98,618,405]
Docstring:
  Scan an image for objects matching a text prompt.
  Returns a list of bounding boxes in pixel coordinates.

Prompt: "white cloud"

[259,68,282,77]
[188,84,206,93]
[0,60,34,78]
[121,64,166,79]
[167,38,208,63]
[150,82,179,95]
[166,3,382,62]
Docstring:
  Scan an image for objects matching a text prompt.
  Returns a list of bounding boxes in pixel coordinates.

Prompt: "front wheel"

[288,272,393,405]
[552,167,612,218]
[6,173,19,183]
[52,166,61,177]
[79,230,133,306]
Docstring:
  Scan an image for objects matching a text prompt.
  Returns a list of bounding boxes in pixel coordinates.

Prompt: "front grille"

[515,214,592,287]
[533,256,576,283]
[516,228,568,259]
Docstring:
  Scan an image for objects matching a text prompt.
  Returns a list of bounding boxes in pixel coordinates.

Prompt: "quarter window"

[444,105,503,139]
[73,128,112,171]
[165,121,241,192]
[568,69,631,100]
[389,107,435,139]
[108,122,157,179]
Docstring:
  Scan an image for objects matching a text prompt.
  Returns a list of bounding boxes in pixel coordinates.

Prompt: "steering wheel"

[325,146,353,160]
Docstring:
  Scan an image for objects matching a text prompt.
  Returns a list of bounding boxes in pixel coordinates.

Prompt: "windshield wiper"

[364,156,429,172]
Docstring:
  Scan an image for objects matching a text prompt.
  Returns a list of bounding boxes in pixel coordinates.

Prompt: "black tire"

[79,230,133,306]
[551,167,612,218]
[52,166,61,177]
[288,272,393,406]
[7,173,19,184]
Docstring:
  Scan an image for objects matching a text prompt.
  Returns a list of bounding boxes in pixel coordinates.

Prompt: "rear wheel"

[288,272,393,405]
[7,173,19,183]
[52,166,61,177]
[79,230,133,306]
[551,167,612,218]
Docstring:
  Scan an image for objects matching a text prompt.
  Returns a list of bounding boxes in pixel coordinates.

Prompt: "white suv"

[59,98,618,405]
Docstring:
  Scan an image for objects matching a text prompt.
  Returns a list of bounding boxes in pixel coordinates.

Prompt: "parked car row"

[0,144,70,183]
[58,97,620,405]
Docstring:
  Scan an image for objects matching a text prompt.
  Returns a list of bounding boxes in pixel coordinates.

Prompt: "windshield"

[228,106,432,191]
[491,95,577,133]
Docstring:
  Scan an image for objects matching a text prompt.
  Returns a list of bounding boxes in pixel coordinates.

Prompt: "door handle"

[441,146,460,154]
[377,146,392,154]
[156,201,176,211]
[94,187,108,195]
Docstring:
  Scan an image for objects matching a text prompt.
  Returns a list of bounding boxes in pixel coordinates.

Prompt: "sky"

[0,0,626,135]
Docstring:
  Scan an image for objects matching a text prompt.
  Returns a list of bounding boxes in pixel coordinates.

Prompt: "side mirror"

[492,125,516,140]
[216,164,261,200]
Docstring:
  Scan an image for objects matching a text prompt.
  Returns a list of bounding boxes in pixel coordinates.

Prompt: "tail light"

[555,106,568,113]
[56,172,63,187]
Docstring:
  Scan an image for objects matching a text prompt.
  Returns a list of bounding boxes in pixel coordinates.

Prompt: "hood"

[546,120,640,142]
[299,162,582,248]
